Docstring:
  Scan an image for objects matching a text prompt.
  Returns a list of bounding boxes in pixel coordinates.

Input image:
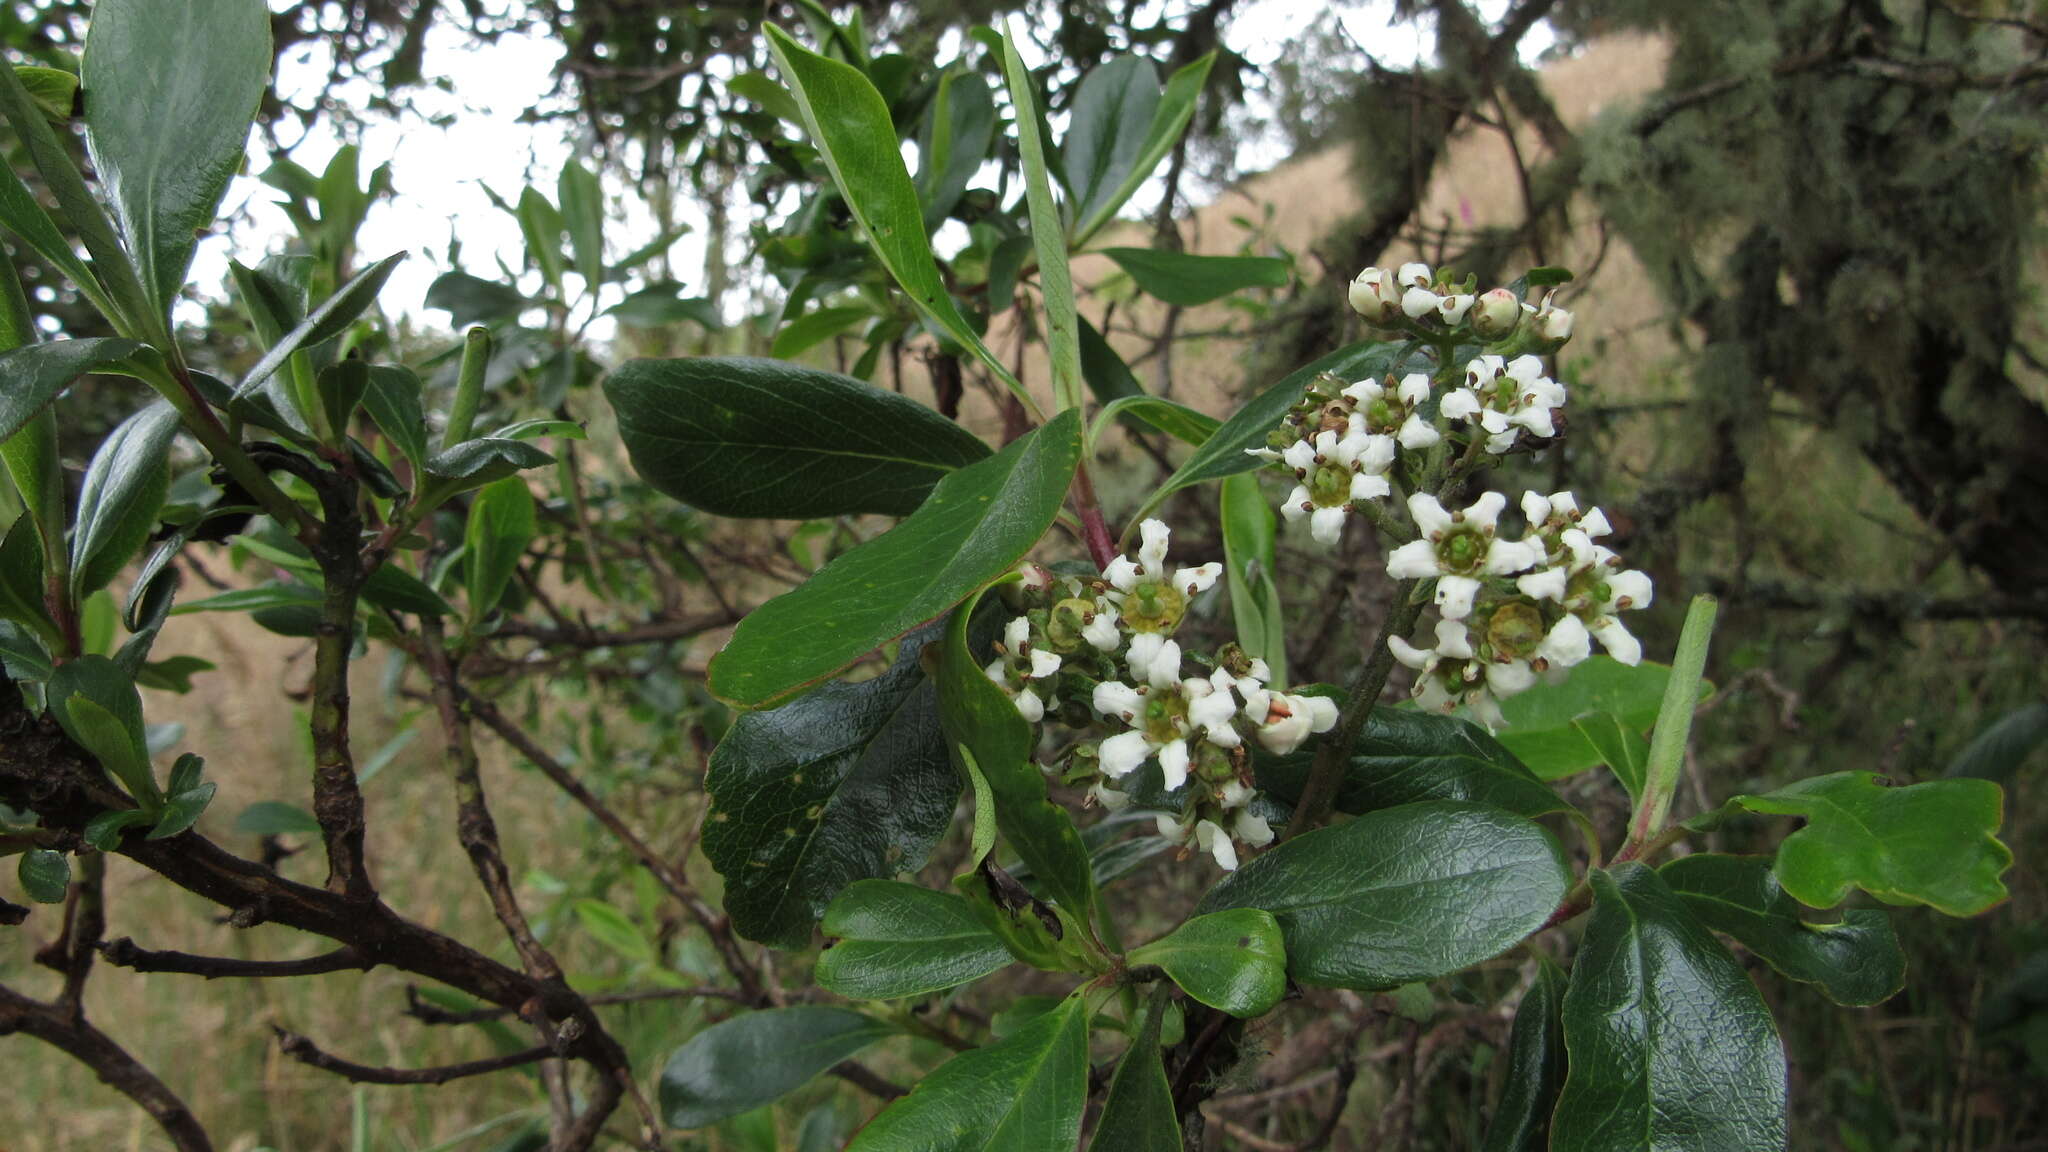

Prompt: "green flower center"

[1437,525,1488,576]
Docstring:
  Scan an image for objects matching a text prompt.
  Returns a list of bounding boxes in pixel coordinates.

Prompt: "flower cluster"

[1386,488,1653,727]
[986,520,1334,870]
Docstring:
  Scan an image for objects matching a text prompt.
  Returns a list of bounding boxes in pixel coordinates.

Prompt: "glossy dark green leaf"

[172,581,323,616]
[81,0,269,311]
[423,436,554,487]
[703,626,957,948]
[1220,472,1284,684]
[1660,853,1905,1006]
[1088,990,1179,1152]
[1479,955,1566,1152]
[846,992,1088,1152]
[1127,908,1286,1017]
[0,619,52,681]
[362,364,429,472]
[234,253,404,398]
[0,143,98,302]
[1076,313,1142,408]
[1102,248,1289,307]
[1552,863,1787,1152]
[234,800,323,838]
[0,338,144,442]
[1064,57,1161,229]
[997,24,1083,409]
[1133,340,1422,524]
[424,271,529,328]
[71,402,176,595]
[934,591,1097,921]
[1947,699,2048,781]
[1199,801,1568,990]
[709,408,1080,709]
[1573,711,1650,804]
[316,358,370,439]
[658,1005,897,1129]
[227,255,310,347]
[1255,707,1577,825]
[764,24,1014,389]
[82,808,151,851]
[0,518,57,641]
[1494,657,1708,781]
[770,306,873,359]
[18,848,68,903]
[917,69,995,227]
[606,356,989,521]
[463,476,535,624]
[1093,395,1220,449]
[1728,771,2011,916]
[815,880,1012,999]
[148,781,214,839]
[1071,53,1216,243]
[133,655,212,694]
[47,654,157,805]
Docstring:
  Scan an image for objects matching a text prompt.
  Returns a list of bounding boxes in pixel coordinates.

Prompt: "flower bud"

[1470,288,1522,340]
[1535,305,1574,345]
[1348,267,1403,326]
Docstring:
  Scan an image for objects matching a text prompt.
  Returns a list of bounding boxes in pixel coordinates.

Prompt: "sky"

[186,0,1553,333]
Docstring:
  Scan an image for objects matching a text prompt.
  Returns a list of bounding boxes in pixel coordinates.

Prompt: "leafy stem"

[1622,594,1718,855]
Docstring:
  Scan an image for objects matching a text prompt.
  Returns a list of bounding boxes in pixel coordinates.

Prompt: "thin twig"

[274,1029,554,1085]
[98,939,371,979]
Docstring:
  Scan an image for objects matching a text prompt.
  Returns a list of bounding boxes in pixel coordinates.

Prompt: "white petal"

[1464,354,1504,388]
[1521,490,1553,526]
[1397,261,1432,288]
[1341,377,1384,406]
[1093,680,1143,722]
[1560,529,1597,570]
[1407,492,1454,537]
[1082,611,1122,651]
[1440,388,1481,421]
[984,659,1008,686]
[1233,809,1274,848]
[1188,687,1237,732]
[1281,439,1318,475]
[1397,412,1441,450]
[1158,740,1190,792]
[1142,638,1183,689]
[1537,615,1592,667]
[1591,617,1643,665]
[1401,286,1442,319]
[1244,446,1282,463]
[1607,570,1654,611]
[1238,685,1272,723]
[1486,659,1537,696]
[1196,820,1238,871]
[1577,507,1612,539]
[1106,555,1142,592]
[1468,689,1507,731]
[1014,687,1045,723]
[1416,675,1459,714]
[1350,472,1391,502]
[1512,406,1556,439]
[1517,566,1570,602]
[1155,813,1192,843]
[1219,780,1256,809]
[1505,355,1546,383]
[1126,631,1165,674]
[1089,782,1132,811]
[1027,649,1062,678]
[1484,537,1544,576]
[1305,695,1339,733]
[1433,618,1475,659]
[1386,539,1442,580]
[1099,730,1152,777]
[1466,490,1507,531]
[1138,519,1172,571]
[1358,434,1398,474]
[1437,293,1475,324]
[1281,485,1312,522]
[1255,698,1315,754]
[1435,574,1481,620]
[1388,635,1435,670]
[1174,562,1222,595]
[1397,372,1432,406]
[1310,506,1347,545]
[1005,616,1031,650]
[1546,491,1581,519]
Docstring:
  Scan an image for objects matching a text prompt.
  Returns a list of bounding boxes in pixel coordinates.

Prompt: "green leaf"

[1728,771,2012,916]
[934,592,1097,922]
[173,581,323,616]
[1063,57,1161,231]
[1255,707,1579,825]
[1198,801,1568,990]
[362,364,429,473]
[463,477,536,624]
[846,992,1088,1152]
[771,306,873,359]
[1127,908,1286,1017]
[82,808,152,851]
[709,408,1080,709]
[316,358,370,440]
[234,800,323,838]
[1088,989,1180,1152]
[1552,864,1787,1152]
[13,65,77,123]
[1660,853,1905,1006]
[998,23,1082,412]
[729,70,803,123]
[148,780,214,839]
[1071,53,1216,244]
[0,338,144,443]
[82,0,270,312]
[659,1005,896,1130]
[605,283,719,329]
[1091,395,1220,451]
[763,24,1020,395]
[606,356,990,520]
[227,255,309,347]
[1220,472,1284,685]
[815,880,1013,999]
[0,517,56,642]
[557,161,605,288]
[0,619,53,681]
[424,271,529,328]
[234,253,405,398]
[18,848,68,903]
[1478,956,1566,1152]
[1947,699,2048,781]
[1132,340,1423,526]
[1101,248,1289,307]
[703,626,957,948]
[916,69,995,228]
[573,898,656,964]
[1494,657,1708,781]
[1572,711,1651,804]
[133,654,212,694]
[71,401,176,595]
[422,437,554,489]
[1076,314,1142,408]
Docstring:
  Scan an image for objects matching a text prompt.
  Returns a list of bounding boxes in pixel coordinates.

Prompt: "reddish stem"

[1071,463,1119,571]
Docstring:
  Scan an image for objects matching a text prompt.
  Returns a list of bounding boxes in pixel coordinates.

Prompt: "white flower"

[1100,730,1152,778]
[1440,388,1481,422]
[1184,669,1243,748]
[1081,601,1122,651]
[1245,691,1339,754]
[1195,819,1239,870]
[1125,632,1182,689]
[1437,293,1475,325]
[1394,373,1441,449]
[1397,262,1433,289]
[1232,808,1274,848]
[1088,782,1132,811]
[1401,285,1442,319]
[1536,304,1574,343]
[1155,813,1191,843]
[1388,617,1475,673]
[1013,685,1046,722]
[1386,491,1536,620]
[1218,780,1257,809]
[1349,266,1404,325]
[1536,614,1592,668]
[1475,356,1566,453]
[1093,680,1144,723]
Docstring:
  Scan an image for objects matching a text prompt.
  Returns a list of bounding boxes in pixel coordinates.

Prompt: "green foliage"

[815,881,1013,999]
[659,1006,896,1129]
[1660,854,1905,1006]
[1087,990,1180,1151]
[1126,908,1287,1017]
[1494,657,1706,782]
[1479,956,1566,1152]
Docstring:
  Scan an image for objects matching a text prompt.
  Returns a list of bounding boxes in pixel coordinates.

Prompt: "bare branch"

[274,1028,553,1085]
[1,981,213,1151]
[99,939,372,979]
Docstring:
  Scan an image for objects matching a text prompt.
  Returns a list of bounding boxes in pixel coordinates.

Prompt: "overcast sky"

[187,0,1550,332]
